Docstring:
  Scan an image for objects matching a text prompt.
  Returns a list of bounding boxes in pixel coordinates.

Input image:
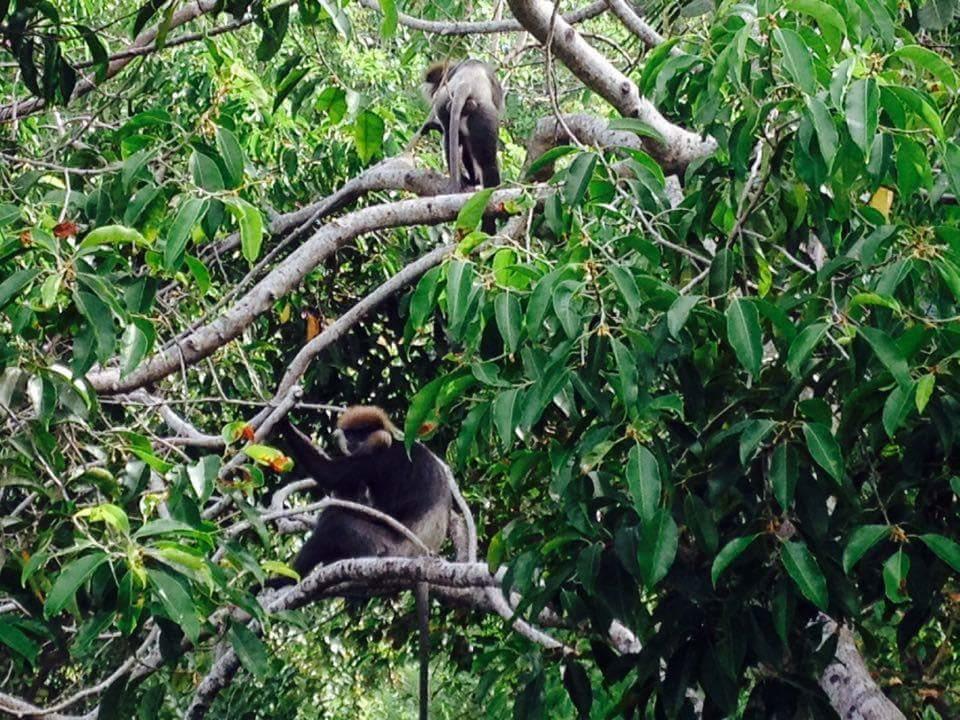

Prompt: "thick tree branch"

[506,0,715,173]
[819,616,907,720]
[185,557,503,719]
[201,157,449,260]
[86,189,523,395]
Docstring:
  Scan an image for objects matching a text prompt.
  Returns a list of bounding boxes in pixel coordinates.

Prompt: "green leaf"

[228,620,270,679]
[215,127,245,187]
[189,150,224,192]
[44,552,108,616]
[244,444,288,467]
[781,541,828,611]
[882,549,910,603]
[445,261,476,332]
[843,525,889,573]
[918,0,955,29]
[403,375,444,450]
[0,269,39,312]
[563,152,598,207]
[377,0,398,37]
[803,422,844,484]
[493,388,519,447]
[806,98,838,169]
[164,198,207,271]
[183,255,211,293]
[80,224,148,250]
[915,373,935,413]
[859,326,911,387]
[626,444,661,522]
[608,265,641,311]
[456,187,495,232]
[919,534,960,572]
[712,534,761,586]
[408,266,441,329]
[552,280,581,338]
[845,79,880,155]
[610,337,638,409]
[119,319,154,378]
[770,443,798,510]
[354,110,385,164]
[882,382,914,437]
[74,291,115,363]
[122,148,154,191]
[725,298,762,378]
[739,419,776,465]
[0,618,39,664]
[133,518,201,539]
[637,510,678,587]
[667,295,700,338]
[494,293,522,354]
[887,45,958,92]
[75,503,130,534]
[773,28,816,94]
[224,198,264,263]
[786,0,847,52]
[147,568,200,642]
[787,322,828,377]
[187,455,220,504]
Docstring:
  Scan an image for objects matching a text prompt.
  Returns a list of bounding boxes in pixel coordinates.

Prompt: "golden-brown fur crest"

[338,406,398,434]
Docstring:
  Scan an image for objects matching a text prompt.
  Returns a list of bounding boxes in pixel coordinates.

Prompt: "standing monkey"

[422,59,503,233]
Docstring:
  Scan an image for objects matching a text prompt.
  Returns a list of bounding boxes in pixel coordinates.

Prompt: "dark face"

[337,428,368,455]
[334,425,391,455]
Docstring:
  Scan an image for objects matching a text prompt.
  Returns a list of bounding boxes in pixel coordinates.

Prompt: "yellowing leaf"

[869,187,895,219]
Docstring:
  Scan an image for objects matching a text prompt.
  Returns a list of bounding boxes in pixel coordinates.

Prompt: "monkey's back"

[368,442,452,555]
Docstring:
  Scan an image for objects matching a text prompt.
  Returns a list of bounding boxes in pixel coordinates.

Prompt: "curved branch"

[185,557,501,719]
[86,188,523,395]
[506,0,715,173]
[201,157,449,260]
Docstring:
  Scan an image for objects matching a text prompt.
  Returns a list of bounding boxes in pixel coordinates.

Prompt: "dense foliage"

[2,0,960,718]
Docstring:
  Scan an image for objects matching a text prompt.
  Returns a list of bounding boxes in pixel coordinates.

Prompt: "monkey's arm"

[276,419,373,493]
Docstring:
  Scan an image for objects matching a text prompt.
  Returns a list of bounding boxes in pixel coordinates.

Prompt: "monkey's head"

[422,60,451,100]
[334,406,399,456]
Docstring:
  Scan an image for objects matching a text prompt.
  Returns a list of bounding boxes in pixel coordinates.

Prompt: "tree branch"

[356,0,608,35]
[506,0,715,173]
[0,0,222,123]
[86,188,523,395]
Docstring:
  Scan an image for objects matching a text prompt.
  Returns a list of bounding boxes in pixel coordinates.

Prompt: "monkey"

[421,59,503,234]
[268,406,452,720]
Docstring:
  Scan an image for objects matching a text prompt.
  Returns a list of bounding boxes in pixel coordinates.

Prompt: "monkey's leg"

[415,581,430,720]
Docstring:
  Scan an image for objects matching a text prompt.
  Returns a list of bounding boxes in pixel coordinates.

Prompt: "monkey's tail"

[447,89,469,190]
[415,581,430,720]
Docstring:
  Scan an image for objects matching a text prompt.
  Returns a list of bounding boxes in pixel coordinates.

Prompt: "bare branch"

[507,0,715,173]
[356,0,608,35]
[249,242,457,428]
[86,188,524,395]
[604,0,666,48]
